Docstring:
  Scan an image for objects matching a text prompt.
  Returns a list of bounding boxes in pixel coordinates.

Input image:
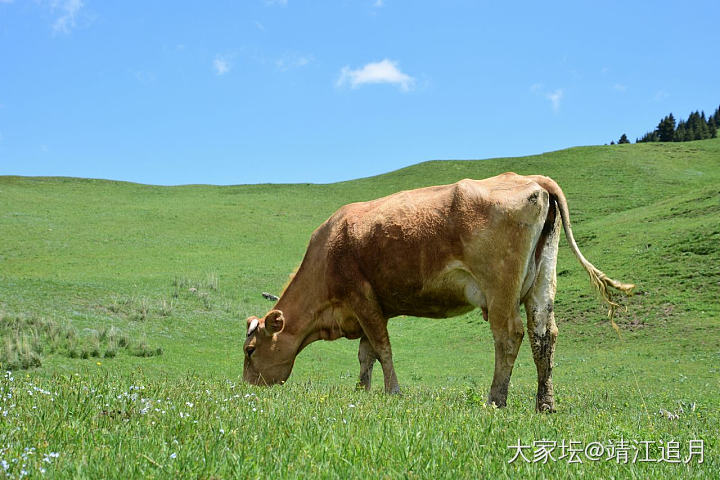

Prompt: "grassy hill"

[1,139,719,478]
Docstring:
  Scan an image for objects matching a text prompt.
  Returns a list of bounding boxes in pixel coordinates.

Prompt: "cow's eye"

[246,346,255,358]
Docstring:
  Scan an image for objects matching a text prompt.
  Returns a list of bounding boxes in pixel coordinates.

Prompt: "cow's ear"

[264,310,285,335]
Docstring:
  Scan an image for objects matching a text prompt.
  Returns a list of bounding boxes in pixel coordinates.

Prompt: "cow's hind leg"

[524,209,561,413]
[357,336,377,391]
[525,285,558,412]
[488,306,525,408]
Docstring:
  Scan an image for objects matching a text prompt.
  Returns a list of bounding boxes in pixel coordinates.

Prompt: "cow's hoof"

[356,382,370,392]
[487,395,507,408]
[386,385,402,395]
[536,400,556,413]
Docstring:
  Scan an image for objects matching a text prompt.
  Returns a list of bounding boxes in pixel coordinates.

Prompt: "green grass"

[1,139,719,478]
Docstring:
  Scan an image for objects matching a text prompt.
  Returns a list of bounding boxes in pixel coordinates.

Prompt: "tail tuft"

[584,264,635,318]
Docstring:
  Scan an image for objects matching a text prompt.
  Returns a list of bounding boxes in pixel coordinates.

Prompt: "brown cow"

[243,173,633,411]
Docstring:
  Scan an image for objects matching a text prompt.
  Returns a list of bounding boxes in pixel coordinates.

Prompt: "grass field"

[1,139,719,478]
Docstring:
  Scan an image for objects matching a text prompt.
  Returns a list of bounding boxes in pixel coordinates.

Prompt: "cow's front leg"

[357,316,399,394]
[366,329,399,394]
[488,309,524,408]
[357,336,377,391]
[348,283,400,394]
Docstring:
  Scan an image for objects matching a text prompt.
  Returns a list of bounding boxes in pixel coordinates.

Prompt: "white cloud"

[52,0,84,34]
[213,55,231,76]
[531,84,563,112]
[0,0,15,4]
[613,83,627,92]
[545,89,563,112]
[373,0,384,6]
[133,70,156,84]
[276,54,312,71]
[654,90,669,101]
[264,0,287,6]
[336,59,415,91]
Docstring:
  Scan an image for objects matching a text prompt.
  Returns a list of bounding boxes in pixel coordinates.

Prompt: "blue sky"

[1,0,718,185]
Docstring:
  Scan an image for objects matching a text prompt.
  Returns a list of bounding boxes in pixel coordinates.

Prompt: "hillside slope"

[0,139,718,381]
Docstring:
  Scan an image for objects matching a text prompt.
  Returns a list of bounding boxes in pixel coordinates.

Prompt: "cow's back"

[322,173,549,318]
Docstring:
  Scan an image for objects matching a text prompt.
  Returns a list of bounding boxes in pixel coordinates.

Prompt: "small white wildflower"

[348,404,356,408]
[219,428,225,434]
[185,402,193,408]
[170,453,177,459]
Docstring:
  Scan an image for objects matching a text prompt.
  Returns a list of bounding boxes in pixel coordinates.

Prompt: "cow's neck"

[273,261,333,352]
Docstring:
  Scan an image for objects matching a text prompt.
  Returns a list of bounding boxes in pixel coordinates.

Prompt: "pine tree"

[638,131,658,143]
[657,113,675,142]
[698,119,709,140]
[618,133,630,144]
[674,122,686,142]
[700,112,710,140]
[688,111,703,140]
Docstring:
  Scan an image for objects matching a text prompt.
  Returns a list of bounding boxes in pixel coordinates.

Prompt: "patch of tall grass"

[0,312,163,370]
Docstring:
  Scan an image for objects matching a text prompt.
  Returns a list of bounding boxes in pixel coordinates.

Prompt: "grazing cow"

[243,173,634,411]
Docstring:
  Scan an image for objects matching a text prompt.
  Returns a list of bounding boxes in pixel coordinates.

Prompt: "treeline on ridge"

[612,105,719,145]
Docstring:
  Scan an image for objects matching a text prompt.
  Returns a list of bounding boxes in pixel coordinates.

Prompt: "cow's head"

[243,309,296,386]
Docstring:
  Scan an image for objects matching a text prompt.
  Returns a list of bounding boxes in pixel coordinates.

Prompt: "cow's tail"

[529,175,635,316]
